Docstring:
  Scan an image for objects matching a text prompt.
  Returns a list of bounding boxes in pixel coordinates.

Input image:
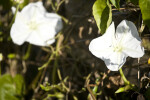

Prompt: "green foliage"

[40,84,65,99]
[0,74,25,100]
[40,84,62,92]
[115,84,135,93]
[139,0,150,28]
[13,75,25,96]
[93,0,112,34]
[0,74,16,100]
[7,53,16,59]
[110,0,120,9]
[44,92,64,100]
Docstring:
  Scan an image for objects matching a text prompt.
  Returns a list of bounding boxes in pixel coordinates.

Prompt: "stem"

[49,0,56,12]
[52,54,58,84]
[38,53,54,70]
[52,34,62,84]
[8,4,20,28]
[119,68,130,85]
[87,79,96,100]
[57,69,69,92]
[92,78,99,97]
[23,44,32,60]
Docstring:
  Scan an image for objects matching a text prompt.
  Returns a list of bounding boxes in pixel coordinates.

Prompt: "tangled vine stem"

[119,68,130,85]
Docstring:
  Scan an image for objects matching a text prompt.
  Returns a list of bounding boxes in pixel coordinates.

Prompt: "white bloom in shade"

[0,53,3,61]
[10,1,63,46]
[89,20,144,71]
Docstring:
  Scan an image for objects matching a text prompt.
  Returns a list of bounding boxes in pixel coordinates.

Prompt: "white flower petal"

[89,20,144,71]
[26,31,49,46]
[115,20,130,42]
[10,13,30,45]
[25,14,62,46]
[22,1,45,13]
[45,13,63,33]
[26,23,55,46]
[89,22,115,59]
[116,20,144,58]
[104,52,127,71]
[21,1,45,21]
[10,1,63,46]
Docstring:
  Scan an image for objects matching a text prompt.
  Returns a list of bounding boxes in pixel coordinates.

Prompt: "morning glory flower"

[10,1,63,46]
[89,20,144,71]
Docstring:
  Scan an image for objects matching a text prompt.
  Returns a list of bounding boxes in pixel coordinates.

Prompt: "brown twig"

[86,79,96,100]
[100,70,110,86]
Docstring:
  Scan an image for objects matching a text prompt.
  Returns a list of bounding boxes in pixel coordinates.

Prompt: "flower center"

[27,21,38,30]
[113,45,122,52]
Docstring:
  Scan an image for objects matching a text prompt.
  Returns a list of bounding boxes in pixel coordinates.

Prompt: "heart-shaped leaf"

[139,0,150,28]
[93,0,112,34]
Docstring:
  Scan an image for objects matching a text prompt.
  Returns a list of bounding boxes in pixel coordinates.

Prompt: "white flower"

[89,20,144,71]
[10,1,63,46]
[0,53,3,61]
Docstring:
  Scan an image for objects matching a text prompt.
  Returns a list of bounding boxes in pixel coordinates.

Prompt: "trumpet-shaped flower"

[89,20,144,71]
[10,1,63,46]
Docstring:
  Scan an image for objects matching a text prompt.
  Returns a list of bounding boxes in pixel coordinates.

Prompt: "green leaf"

[139,0,150,28]
[40,84,62,91]
[93,0,112,34]
[7,53,16,59]
[0,74,25,100]
[13,74,25,96]
[0,74,18,100]
[47,92,64,99]
[110,0,120,9]
[115,84,135,93]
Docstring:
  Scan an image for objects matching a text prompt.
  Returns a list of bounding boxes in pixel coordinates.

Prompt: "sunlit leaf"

[47,92,64,99]
[139,0,150,28]
[13,74,25,96]
[0,74,18,100]
[0,74,25,100]
[40,84,62,91]
[110,0,120,9]
[93,0,112,34]
[115,84,135,93]
[40,84,52,91]
[7,53,16,59]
